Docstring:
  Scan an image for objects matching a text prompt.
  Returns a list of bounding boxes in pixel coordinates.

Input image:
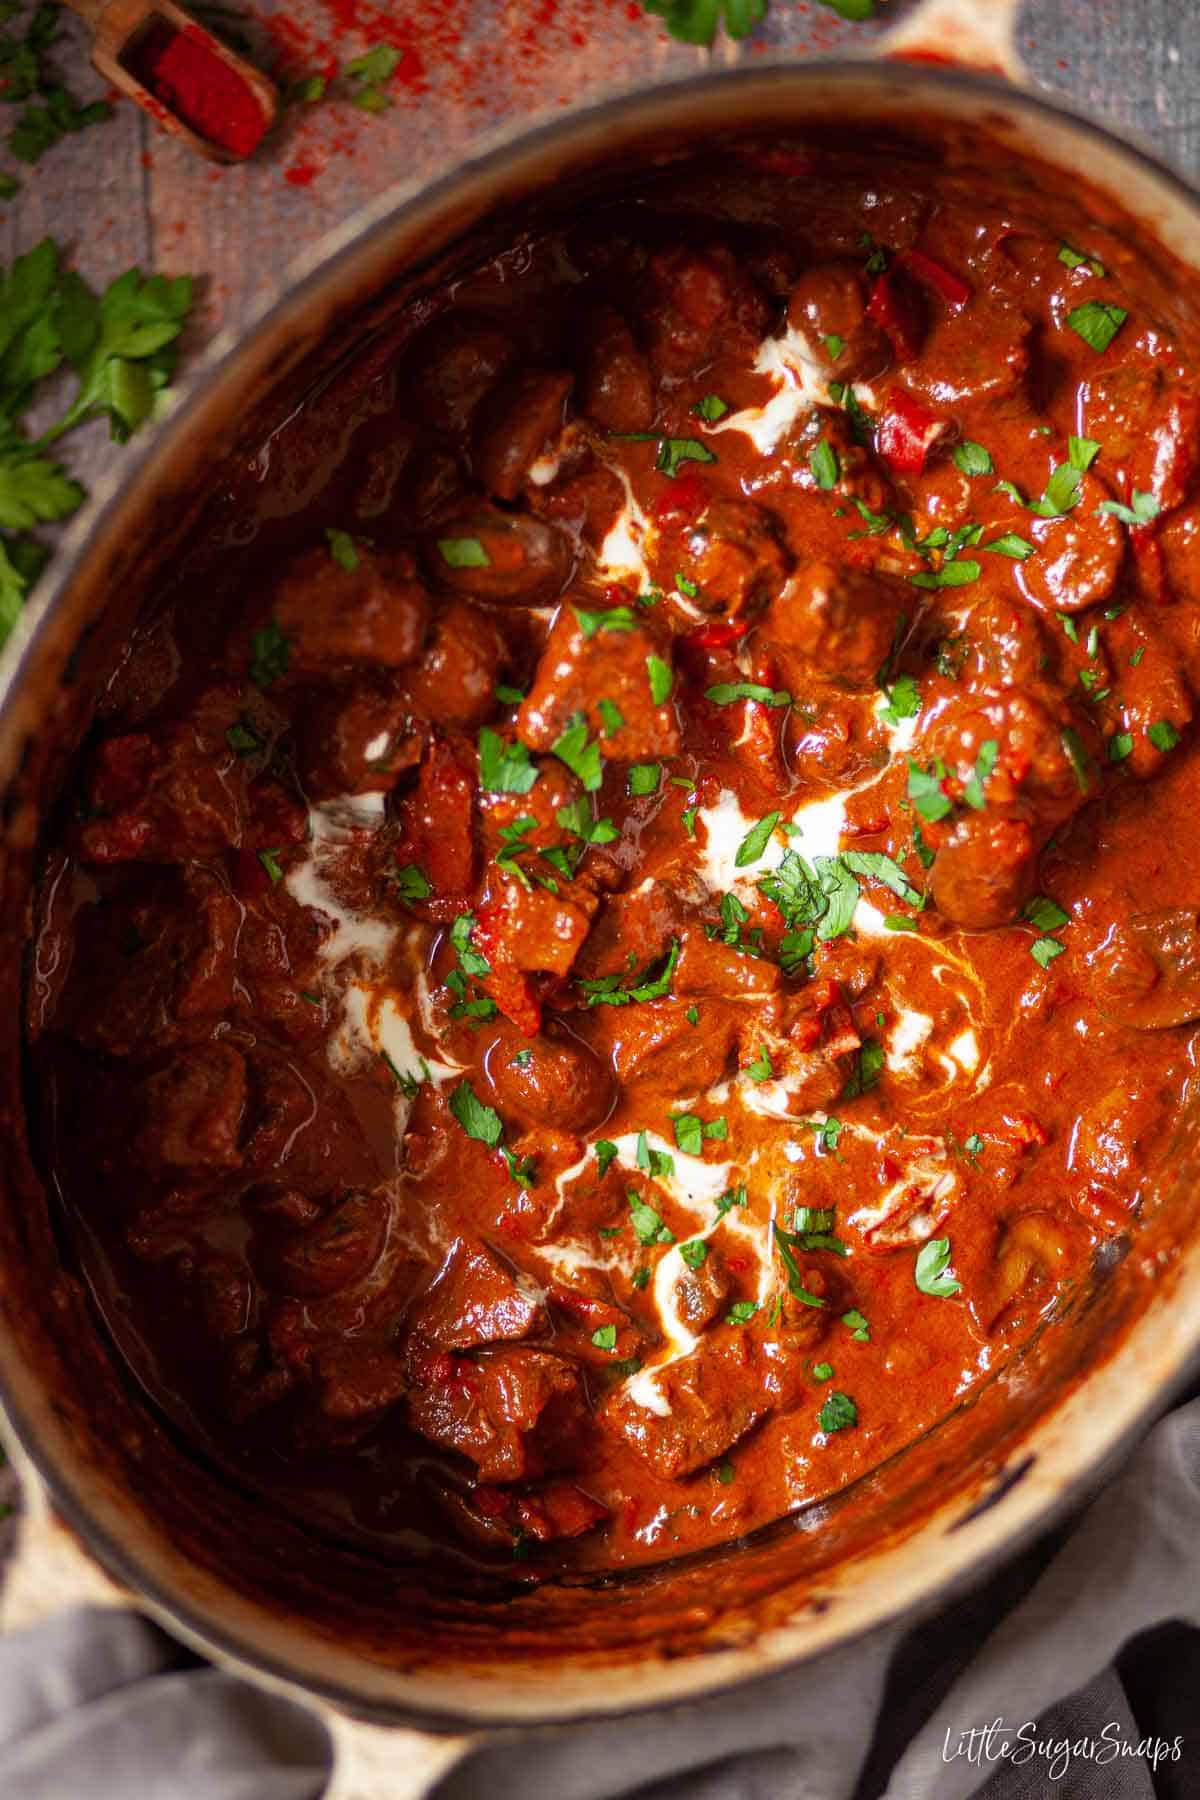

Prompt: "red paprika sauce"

[130,22,267,159]
[25,131,1200,1581]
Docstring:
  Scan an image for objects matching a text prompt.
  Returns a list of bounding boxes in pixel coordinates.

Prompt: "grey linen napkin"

[1,1397,1197,1799]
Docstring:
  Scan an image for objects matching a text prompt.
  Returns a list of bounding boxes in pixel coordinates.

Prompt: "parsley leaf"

[705,681,792,708]
[654,435,717,477]
[249,620,290,688]
[911,559,980,591]
[810,438,840,490]
[449,1079,504,1149]
[392,862,431,903]
[573,604,636,638]
[744,1043,775,1083]
[628,761,662,797]
[907,758,952,822]
[735,809,781,868]
[692,393,729,420]
[1097,490,1161,527]
[818,1391,858,1433]
[325,527,359,570]
[1067,300,1128,352]
[478,726,539,795]
[1031,935,1067,968]
[952,440,993,476]
[553,713,605,792]
[1148,719,1181,752]
[1023,894,1069,933]
[438,536,490,568]
[643,0,766,47]
[914,1236,961,1297]
[646,652,674,704]
[579,938,680,1008]
[983,532,1034,561]
[594,1140,619,1178]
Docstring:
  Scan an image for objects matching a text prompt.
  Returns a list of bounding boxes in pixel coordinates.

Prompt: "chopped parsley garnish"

[885,914,918,932]
[646,653,674,704]
[716,1184,748,1216]
[579,938,680,1008]
[818,1391,858,1433]
[952,441,993,476]
[495,682,525,705]
[437,536,490,567]
[478,726,539,795]
[553,713,605,791]
[671,1113,728,1155]
[449,1080,534,1189]
[595,1140,618,1178]
[907,758,952,822]
[1108,732,1134,763]
[841,849,923,908]
[914,1236,962,1297]
[449,912,490,979]
[636,1131,674,1178]
[1067,300,1128,352]
[963,1132,984,1158]
[879,672,921,726]
[597,697,624,736]
[744,1043,775,1083]
[735,809,781,868]
[1058,613,1080,644]
[716,1458,736,1483]
[810,438,840,490]
[812,1361,834,1381]
[842,1308,870,1342]
[983,532,1035,561]
[591,1324,618,1351]
[1059,242,1106,276]
[573,604,636,638]
[705,681,792,708]
[381,1049,429,1099]
[249,619,290,687]
[726,1300,759,1325]
[325,527,359,570]
[257,848,284,884]
[628,762,662,797]
[392,862,431,903]
[1031,936,1067,969]
[225,718,262,756]
[1148,719,1181,752]
[1069,434,1102,471]
[842,1040,884,1098]
[692,392,729,421]
[628,1188,673,1246]
[556,797,619,846]
[911,558,981,591]
[962,737,999,811]
[680,1238,709,1269]
[1061,725,1093,790]
[1023,894,1069,933]
[631,1267,651,1290]
[1098,490,1161,527]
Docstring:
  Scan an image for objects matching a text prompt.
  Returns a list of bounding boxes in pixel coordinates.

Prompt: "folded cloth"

[2,1398,1198,1800]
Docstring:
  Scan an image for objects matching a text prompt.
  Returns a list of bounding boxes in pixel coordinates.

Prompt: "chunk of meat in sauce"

[673,1246,732,1333]
[787,259,892,383]
[638,242,769,380]
[480,1019,616,1134]
[407,1239,546,1349]
[671,501,791,616]
[399,311,516,435]
[257,1188,388,1300]
[135,1042,247,1174]
[575,304,654,434]
[405,1343,586,1482]
[764,559,911,690]
[398,600,506,729]
[394,733,477,905]
[473,367,572,500]
[427,504,573,605]
[517,603,680,763]
[601,1328,766,1480]
[297,677,423,800]
[270,546,430,671]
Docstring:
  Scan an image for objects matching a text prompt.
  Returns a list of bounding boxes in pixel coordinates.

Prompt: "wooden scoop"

[62,0,278,163]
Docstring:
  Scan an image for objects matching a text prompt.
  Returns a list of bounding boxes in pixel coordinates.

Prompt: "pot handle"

[881,0,1026,84]
[0,1457,475,1799]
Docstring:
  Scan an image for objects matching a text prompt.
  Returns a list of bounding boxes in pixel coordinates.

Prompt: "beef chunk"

[426,504,574,604]
[518,603,680,763]
[297,677,423,800]
[406,1345,585,1482]
[393,733,478,904]
[674,1248,732,1333]
[259,1188,388,1300]
[399,312,517,435]
[670,500,791,615]
[575,304,654,434]
[135,1042,246,1173]
[787,259,891,383]
[601,1333,766,1480]
[473,367,572,500]
[764,559,911,690]
[399,600,506,729]
[271,545,430,671]
[406,1239,546,1349]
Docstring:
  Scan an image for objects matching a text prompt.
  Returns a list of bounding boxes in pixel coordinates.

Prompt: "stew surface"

[27,136,1200,1577]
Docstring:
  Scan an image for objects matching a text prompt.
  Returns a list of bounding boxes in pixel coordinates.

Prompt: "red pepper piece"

[654,471,708,522]
[876,386,947,475]
[899,246,972,310]
[865,269,925,362]
[686,618,745,652]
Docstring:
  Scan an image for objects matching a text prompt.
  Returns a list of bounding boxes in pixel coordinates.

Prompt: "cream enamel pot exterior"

[3,4,1200,1789]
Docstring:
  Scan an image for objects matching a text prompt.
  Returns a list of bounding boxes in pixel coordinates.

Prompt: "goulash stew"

[26,137,1200,1576]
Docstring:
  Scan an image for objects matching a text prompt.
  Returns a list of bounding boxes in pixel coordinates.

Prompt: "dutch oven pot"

[3,1,1200,1789]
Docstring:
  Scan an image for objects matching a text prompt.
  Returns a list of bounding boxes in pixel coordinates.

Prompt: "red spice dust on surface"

[130,21,268,157]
